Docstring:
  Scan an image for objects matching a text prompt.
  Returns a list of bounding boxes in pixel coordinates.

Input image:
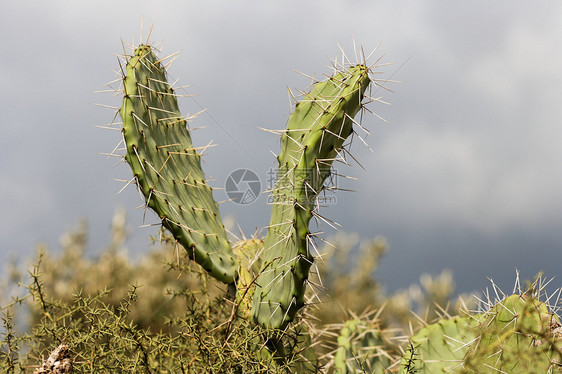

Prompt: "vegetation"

[0,210,457,373]
[2,211,559,372]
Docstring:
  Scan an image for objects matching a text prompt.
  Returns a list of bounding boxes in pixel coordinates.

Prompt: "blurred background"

[1,1,561,297]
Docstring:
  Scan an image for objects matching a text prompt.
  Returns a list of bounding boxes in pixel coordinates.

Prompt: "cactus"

[464,293,562,373]
[116,42,375,331]
[120,45,238,284]
[232,238,263,313]
[400,292,562,373]
[333,317,392,373]
[400,315,479,373]
[252,65,372,329]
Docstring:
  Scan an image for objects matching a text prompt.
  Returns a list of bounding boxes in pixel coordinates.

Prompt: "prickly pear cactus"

[287,323,320,374]
[400,315,479,373]
[464,294,562,373]
[333,318,391,374]
[113,42,385,362]
[252,65,372,329]
[400,294,562,373]
[120,45,238,284]
[232,238,263,312]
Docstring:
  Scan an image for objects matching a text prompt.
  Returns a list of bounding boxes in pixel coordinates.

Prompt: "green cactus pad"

[252,65,371,329]
[287,323,320,374]
[334,319,391,374]
[464,294,562,373]
[120,45,238,284]
[232,238,263,313]
[401,294,562,373]
[400,315,479,373]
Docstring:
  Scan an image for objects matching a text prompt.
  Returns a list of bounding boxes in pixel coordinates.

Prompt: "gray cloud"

[1,1,561,295]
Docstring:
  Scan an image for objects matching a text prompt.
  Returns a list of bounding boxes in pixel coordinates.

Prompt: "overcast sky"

[2,1,561,296]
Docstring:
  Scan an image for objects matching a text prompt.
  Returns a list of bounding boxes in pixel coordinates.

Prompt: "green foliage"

[23,211,202,334]
[0,218,317,373]
[311,233,387,327]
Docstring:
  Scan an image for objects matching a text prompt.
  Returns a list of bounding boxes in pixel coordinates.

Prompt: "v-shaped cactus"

[116,44,376,331]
